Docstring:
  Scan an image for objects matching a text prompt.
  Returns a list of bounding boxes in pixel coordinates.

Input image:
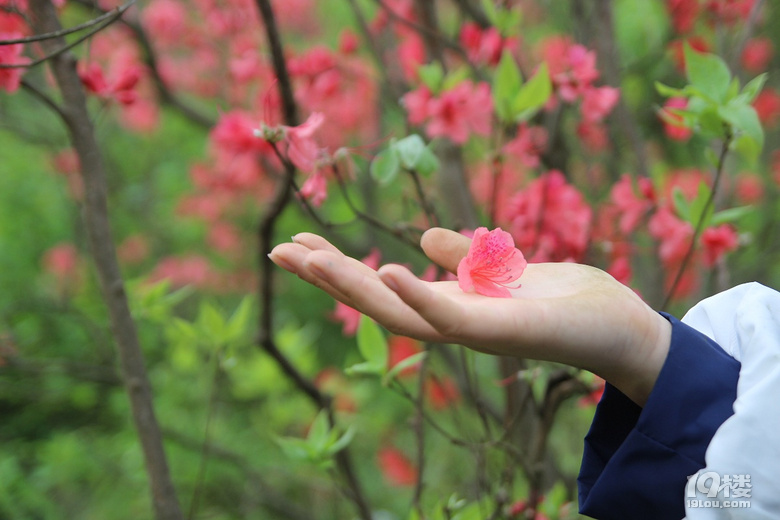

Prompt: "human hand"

[269,228,670,406]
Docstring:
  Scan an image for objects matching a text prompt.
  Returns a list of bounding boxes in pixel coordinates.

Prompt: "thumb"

[420,228,471,274]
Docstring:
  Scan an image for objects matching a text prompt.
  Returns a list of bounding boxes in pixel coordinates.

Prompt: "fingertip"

[377,264,410,293]
[302,249,342,279]
[292,233,341,253]
[269,244,298,272]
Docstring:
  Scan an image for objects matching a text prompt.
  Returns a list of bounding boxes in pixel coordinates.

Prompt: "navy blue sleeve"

[577,313,740,520]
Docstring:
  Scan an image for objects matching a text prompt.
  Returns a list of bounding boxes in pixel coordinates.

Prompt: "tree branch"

[26,0,183,519]
[252,2,372,519]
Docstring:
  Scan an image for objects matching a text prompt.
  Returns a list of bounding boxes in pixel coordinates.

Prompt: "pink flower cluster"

[539,36,620,152]
[459,22,517,67]
[79,62,142,105]
[402,81,493,144]
[508,171,592,263]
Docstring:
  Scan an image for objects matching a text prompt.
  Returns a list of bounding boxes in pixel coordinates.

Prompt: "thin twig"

[20,77,66,119]
[408,168,440,228]
[0,0,135,45]
[411,348,430,515]
[187,353,222,520]
[1,7,130,69]
[662,135,732,310]
[331,163,425,250]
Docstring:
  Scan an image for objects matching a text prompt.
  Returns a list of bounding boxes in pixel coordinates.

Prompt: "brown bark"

[27,1,183,519]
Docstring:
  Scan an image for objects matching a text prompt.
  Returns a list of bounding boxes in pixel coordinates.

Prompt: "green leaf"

[275,436,313,461]
[655,81,686,98]
[726,77,740,101]
[395,134,427,170]
[493,50,522,123]
[732,133,761,164]
[199,301,226,345]
[613,0,670,66]
[382,351,428,385]
[672,187,691,221]
[512,62,552,122]
[356,315,387,369]
[226,296,253,343]
[718,102,764,151]
[684,44,732,103]
[688,181,714,228]
[480,0,498,26]
[441,66,471,91]
[418,62,444,92]
[307,410,331,452]
[495,7,522,36]
[703,147,720,168]
[344,361,384,376]
[325,425,356,455]
[711,206,754,226]
[370,146,400,185]
[697,107,727,138]
[414,146,440,177]
[739,73,767,104]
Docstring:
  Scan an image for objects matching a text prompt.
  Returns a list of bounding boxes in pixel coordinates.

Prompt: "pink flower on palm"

[457,227,527,298]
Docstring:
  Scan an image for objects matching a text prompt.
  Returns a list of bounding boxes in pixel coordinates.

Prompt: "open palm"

[270,228,670,405]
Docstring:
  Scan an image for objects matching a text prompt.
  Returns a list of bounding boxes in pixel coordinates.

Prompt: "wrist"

[623,310,672,406]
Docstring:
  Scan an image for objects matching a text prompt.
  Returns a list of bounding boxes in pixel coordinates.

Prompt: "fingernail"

[382,273,399,292]
[291,234,299,243]
[306,259,328,279]
[268,253,295,272]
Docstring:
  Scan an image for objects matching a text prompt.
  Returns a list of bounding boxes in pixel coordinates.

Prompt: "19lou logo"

[686,471,752,509]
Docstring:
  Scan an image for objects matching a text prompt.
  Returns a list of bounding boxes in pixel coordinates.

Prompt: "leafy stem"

[662,133,733,310]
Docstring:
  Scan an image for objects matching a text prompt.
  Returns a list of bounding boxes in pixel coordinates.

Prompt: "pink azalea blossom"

[648,206,693,266]
[666,0,701,33]
[660,97,693,141]
[735,172,764,204]
[401,86,432,125]
[741,37,773,73]
[0,32,30,93]
[502,124,548,169]
[705,0,756,25]
[701,225,739,266]
[507,170,592,263]
[299,169,328,207]
[610,174,655,234]
[425,375,460,409]
[575,120,609,152]
[752,88,780,128]
[459,22,508,66]
[42,243,79,279]
[377,446,417,487]
[141,0,188,48]
[283,112,325,173]
[211,110,269,156]
[387,336,422,377]
[425,81,493,144]
[540,37,600,102]
[580,86,620,123]
[397,34,426,82]
[457,227,527,298]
